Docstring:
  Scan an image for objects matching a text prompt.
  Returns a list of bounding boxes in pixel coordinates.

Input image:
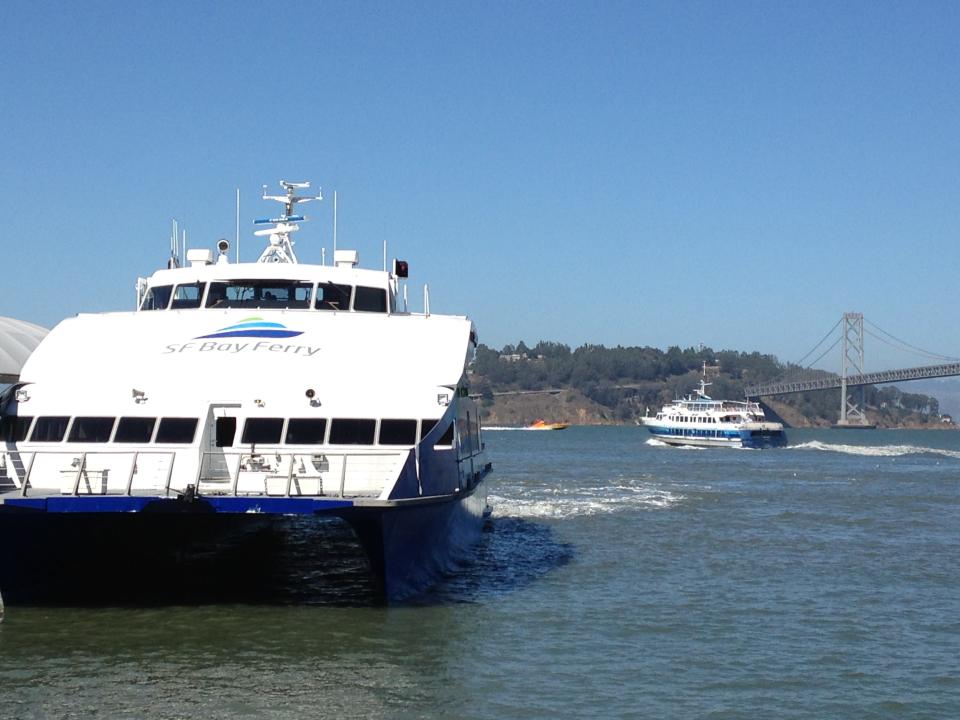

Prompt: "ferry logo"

[195,317,303,340]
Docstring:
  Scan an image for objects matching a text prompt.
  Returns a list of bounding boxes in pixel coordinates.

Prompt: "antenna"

[169,219,179,268]
[235,187,240,262]
[255,180,322,264]
[383,240,387,271]
[333,190,338,257]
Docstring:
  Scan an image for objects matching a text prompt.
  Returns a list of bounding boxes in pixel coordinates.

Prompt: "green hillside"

[470,341,948,428]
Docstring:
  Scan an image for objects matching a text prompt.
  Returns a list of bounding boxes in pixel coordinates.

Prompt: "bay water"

[1,426,958,718]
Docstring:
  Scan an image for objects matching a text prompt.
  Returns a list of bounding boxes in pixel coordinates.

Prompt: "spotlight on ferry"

[305,389,315,399]
[132,388,147,404]
[217,238,230,254]
[306,388,321,407]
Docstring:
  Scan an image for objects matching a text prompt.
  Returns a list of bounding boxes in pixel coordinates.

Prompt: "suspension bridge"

[743,313,960,426]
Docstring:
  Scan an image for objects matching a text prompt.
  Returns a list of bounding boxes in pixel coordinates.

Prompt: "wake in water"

[793,440,960,460]
[644,438,708,450]
[489,477,684,519]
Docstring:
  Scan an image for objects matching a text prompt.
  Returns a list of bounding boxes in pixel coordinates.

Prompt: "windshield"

[205,280,313,309]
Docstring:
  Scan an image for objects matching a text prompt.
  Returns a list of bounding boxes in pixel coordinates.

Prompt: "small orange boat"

[528,419,570,430]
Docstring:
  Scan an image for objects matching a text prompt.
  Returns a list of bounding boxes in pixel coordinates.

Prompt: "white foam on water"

[484,426,561,431]
[792,440,960,460]
[489,482,684,519]
[644,438,708,450]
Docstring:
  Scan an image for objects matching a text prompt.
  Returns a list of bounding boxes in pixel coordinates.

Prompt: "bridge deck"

[744,362,960,398]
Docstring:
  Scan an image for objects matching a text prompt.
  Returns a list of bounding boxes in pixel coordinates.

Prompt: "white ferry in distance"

[641,365,786,448]
[0,180,491,602]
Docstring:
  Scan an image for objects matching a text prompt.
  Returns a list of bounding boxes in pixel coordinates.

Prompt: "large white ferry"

[0,180,491,601]
[641,366,786,448]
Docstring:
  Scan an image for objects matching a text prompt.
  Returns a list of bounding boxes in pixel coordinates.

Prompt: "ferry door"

[199,404,240,485]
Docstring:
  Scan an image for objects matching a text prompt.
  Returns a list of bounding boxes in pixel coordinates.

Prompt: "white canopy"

[0,316,49,383]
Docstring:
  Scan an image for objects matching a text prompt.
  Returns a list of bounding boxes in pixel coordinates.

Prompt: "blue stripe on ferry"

[219,321,287,331]
[2,496,354,514]
[647,426,742,439]
[196,329,303,339]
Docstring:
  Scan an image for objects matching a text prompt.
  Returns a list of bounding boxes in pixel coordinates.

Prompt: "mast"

[254,180,322,264]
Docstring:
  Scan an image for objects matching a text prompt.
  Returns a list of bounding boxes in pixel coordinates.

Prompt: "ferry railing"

[1,450,177,497]
[197,450,408,498]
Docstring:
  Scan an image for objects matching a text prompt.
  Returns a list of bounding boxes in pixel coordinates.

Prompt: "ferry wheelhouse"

[641,369,786,449]
[0,181,491,601]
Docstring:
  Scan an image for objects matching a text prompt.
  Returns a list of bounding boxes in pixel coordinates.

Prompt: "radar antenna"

[255,180,322,264]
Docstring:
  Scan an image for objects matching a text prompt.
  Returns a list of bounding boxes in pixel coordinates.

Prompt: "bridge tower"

[836,312,870,427]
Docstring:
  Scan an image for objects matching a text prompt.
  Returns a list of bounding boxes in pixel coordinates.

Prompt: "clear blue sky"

[2,0,959,373]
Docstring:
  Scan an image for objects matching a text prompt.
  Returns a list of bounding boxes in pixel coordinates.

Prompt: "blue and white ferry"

[0,180,491,602]
[641,368,786,448]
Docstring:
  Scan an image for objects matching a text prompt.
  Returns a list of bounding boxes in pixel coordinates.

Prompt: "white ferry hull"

[643,421,787,449]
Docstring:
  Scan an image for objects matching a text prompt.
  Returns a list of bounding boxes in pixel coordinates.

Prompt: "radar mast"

[254,180,322,263]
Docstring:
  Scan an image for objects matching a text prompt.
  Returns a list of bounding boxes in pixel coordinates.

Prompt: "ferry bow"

[0,180,492,602]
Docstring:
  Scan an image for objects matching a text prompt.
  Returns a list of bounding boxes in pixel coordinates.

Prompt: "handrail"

[197,450,404,498]
[0,450,176,497]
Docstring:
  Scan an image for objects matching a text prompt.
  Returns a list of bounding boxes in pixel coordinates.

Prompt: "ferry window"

[424,419,454,446]
[329,418,376,445]
[114,417,156,443]
[354,286,387,313]
[241,418,284,445]
[206,280,313,309]
[68,417,115,443]
[30,416,70,442]
[215,417,237,447]
[0,415,32,442]
[315,282,352,311]
[140,285,172,311]
[155,417,199,444]
[171,282,206,309]
[286,418,327,445]
[379,419,417,445]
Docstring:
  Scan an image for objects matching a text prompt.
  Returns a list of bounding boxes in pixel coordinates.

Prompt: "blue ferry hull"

[0,467,491,604]
[646,425,787,449]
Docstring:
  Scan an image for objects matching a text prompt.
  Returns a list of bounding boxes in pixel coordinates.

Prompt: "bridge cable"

[805,335,842,371]
[863,329,958,363]
[794,318,842,367]
[863,319,960,362]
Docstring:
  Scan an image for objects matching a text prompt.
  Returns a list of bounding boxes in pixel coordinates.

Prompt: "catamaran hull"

[342,481,489,600]
[0,471,491,604]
